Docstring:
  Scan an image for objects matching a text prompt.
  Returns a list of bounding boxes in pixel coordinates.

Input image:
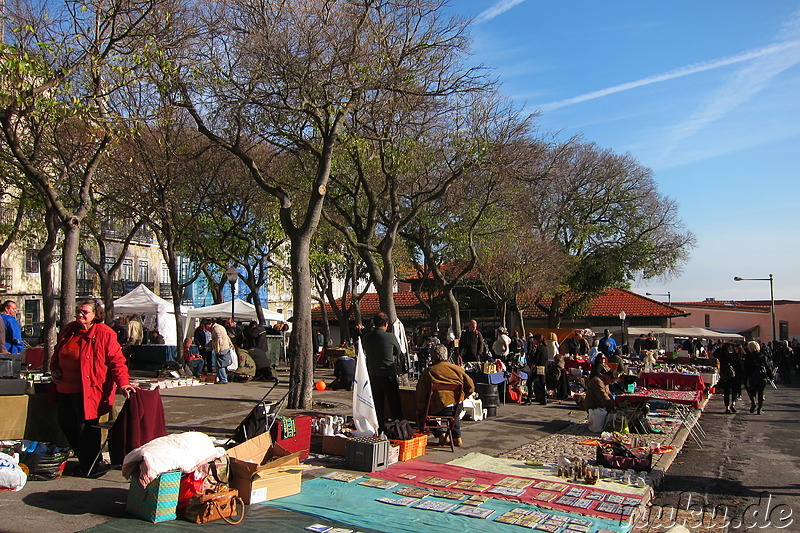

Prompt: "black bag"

[21,448,71,480]
[231,403,270,443]
[383,419,414,441]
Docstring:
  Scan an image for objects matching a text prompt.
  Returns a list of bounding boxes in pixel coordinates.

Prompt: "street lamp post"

[734,275,776,343]
[646,291,672,327]
[619,311,627,351]
[225,266,239,322]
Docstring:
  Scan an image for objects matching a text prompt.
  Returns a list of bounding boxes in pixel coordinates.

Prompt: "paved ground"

[2,366,798,533]
[639,378,800,533]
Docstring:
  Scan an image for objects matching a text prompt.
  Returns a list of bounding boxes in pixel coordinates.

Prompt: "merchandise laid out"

[268,476,634,533]
[614,388,704,409]
[369,461,645,521]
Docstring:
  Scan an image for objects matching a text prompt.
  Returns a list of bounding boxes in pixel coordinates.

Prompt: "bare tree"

[162,0,486,408]
[0,0,180,333]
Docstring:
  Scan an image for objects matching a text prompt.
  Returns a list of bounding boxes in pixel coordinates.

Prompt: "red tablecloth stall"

[615,388,703,409]
[637,372,705,391]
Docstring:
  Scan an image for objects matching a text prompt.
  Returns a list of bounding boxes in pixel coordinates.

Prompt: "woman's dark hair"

[79,299,105,323]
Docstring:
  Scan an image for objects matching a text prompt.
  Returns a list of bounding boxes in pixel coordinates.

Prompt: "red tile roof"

[312,287,683,322]
[521,288,684,318]
[311,292,429,321]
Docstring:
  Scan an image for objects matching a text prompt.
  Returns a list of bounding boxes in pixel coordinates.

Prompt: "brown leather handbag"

[183,487,245,524]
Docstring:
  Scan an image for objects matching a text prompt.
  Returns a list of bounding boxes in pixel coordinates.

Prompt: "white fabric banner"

[352,339,379,438]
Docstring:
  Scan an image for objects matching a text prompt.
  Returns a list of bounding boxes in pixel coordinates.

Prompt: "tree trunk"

[548,294,563,329]
[286,234,314,409]
[59,218,81,328]
[37,207,59,370]
[100,272,114,323]
[516,306,526,336]
[445,288,461,340]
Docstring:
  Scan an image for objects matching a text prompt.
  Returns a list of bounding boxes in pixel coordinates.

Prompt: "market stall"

[637,372,705,392]
[182,299,284,339]
[627,326,743,353]
[114,284,181,368]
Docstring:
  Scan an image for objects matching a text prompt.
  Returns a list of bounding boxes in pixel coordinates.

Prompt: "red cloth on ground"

[109,389,167,465]
[370,459,641,520]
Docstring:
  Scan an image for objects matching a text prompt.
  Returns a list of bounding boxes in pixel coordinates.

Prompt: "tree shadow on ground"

[23,487,129,518]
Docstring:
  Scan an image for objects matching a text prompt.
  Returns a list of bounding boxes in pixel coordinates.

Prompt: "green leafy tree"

[518,138,696,327]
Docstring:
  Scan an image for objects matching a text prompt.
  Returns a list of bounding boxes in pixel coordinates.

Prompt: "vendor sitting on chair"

[415,344,475,447]
[584,369,618,412]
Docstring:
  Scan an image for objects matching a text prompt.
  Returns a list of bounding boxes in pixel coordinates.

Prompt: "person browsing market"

[50,300,136,477]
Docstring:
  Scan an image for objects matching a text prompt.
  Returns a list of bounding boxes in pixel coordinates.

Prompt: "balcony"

[112,280,154,297]
[0,267,11,292]
[76,278,93,297]
[159,283,172,298]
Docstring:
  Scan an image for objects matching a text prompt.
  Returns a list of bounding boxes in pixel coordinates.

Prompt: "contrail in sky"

[539,40,800,112]
[475,0,526,24]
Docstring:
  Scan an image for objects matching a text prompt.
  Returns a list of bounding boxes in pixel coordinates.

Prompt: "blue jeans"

[187,359,205,378]
[215,349,232,383]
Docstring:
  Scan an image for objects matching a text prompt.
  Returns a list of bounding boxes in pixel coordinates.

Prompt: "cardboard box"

[226,431,305,504]
[0,394,28,439]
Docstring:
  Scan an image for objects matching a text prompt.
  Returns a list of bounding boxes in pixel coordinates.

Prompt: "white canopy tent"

[628,326,744,345]
[182,299,285,339]
[113,284,180,346]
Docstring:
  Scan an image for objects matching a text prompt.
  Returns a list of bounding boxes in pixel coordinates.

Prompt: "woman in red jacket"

[50,300,135,477]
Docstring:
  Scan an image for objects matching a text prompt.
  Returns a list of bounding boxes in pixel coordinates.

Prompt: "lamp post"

[646,291,672,327]
[225,266,239,322]
[619,311,627,351]
[734,275,776,343]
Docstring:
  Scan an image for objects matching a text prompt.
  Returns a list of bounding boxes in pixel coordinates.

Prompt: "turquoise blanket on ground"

[264,477,632,533]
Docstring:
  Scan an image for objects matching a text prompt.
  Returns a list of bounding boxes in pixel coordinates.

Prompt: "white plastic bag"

[0,452,27,491]
[227,348,239,372]
[587,408,609,433]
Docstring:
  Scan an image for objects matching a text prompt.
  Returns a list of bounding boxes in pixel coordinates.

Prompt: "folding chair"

[418,383,463,453]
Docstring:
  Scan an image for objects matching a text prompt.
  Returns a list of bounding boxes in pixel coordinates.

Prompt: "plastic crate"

[126,469,181,523]
[346,437,390,472]
[389,433,427,461]
[270,414,313,460]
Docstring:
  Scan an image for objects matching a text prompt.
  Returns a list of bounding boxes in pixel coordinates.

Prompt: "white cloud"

[474,0,527,24]
[658,40,800,160]
[537,40,800,113]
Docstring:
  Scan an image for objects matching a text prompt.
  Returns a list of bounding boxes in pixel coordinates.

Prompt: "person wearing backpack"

[743,340,774,415]
[714,343,743,414]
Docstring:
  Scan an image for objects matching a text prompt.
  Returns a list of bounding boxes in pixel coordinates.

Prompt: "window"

[138,261,149,282]
[76,260,87,280]
[25,249,39,273]
[161,263,170,284]
[704,314,710,328]
[780,321,789,341]
[121,259,133,280]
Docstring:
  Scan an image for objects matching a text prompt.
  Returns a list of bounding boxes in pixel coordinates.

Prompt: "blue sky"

[448,1,800,304]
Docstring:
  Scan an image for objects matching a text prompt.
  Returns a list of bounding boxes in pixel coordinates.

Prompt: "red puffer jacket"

[51,321,130,420]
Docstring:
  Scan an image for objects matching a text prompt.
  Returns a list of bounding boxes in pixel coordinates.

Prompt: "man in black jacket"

[524,334,549,405]
[457,320,486,363]
[362,312,404,430]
